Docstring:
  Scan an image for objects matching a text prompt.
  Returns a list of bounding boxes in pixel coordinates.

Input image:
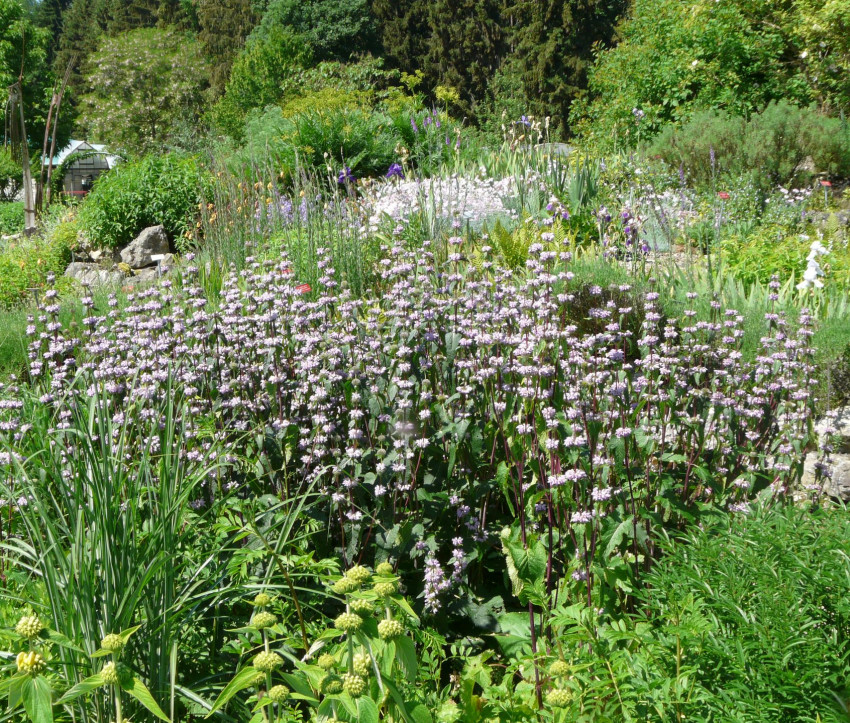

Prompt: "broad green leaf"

[394,636,417,682]
[57,674,105,703]
[391,593,420,624]
[125,677,170,722]
[409,703,434,723]
[357,695,380,723]
[44,630,85,654]
[22,676,53,723]
[206,666,259,716]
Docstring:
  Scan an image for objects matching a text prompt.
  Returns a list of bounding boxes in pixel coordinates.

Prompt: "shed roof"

[45,140,120,169]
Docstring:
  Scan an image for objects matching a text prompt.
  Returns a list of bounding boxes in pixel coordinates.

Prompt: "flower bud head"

[550,660,570,677]
[332,577,358,594]
[373,581,397,597]
[349,598,374,614]
[342,673,367,697]
[334,612,363,633]
[15,615,43,640]
[268,684,289,703]
[101,661,132,687]
[253,592,273,607]
[375,562,394,576]
[346,565,371,585]
[318,653,336,670]
[253,651,283,673]
[321,674,343,694]
[352,652,371,677]
[377,619,404,640]
[16,651,46,675]
[100,633,124,652]
[546,688,571,708]
[251,611,277,630]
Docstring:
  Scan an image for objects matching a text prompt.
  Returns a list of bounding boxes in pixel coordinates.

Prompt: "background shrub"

[78,153,207,250]
[649,102,850,188]
[235,105,399,181]
[0,223,74,308]
[572,0,850,149]
[0,201,23,236]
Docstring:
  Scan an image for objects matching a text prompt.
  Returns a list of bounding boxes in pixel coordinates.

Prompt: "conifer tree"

[197,0,258,95]
[504,0,627,134]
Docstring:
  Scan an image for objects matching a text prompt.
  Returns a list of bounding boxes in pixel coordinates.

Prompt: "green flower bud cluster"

[546,688,571,708]
[15,615,43,640]
[377,618,404,640]
[347,565,372,585]
[352,652,371,677]
[318,653,336,670]
[549,660,570,677]
[332,577,358,594]
[254,651,284,673]
[349,598,374,614]
[321,673,343,694]
[342,672,367,697]
[251,611,277,630]
[268,684,289,703]
[101,633,125,653]
[334,612,363,633]
[372,563,399,597]
[101,661,132,687]
[253,592,273,607]
[16,651,46,675]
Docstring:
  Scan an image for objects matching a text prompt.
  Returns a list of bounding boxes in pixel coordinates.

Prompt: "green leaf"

[125,677,171,722]
[57,674,105,703]
[44,630,85,654]
[394,635,417,682]
[604,516,634,557]
[391,593,420,624]
[206,666,259,716]
[409,703,434,723]
[357,695,380,723]
[22,676,53,723]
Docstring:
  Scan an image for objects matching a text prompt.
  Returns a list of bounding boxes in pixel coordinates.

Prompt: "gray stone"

[815,406,850,453]
[119,225,170,269]
[534,142,573,158]
[64,262,126,287]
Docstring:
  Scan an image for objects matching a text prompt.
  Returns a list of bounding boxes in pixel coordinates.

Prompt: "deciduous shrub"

[650,102,850,187]
[572,0,850,148]
[0,202,23,236]
[0,223,74,308]
[78,153,207,250]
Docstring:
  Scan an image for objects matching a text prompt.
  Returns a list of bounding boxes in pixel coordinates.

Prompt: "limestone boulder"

[118,225,170,269]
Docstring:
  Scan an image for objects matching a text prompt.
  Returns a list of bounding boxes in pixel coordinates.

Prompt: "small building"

[44,140,120,196]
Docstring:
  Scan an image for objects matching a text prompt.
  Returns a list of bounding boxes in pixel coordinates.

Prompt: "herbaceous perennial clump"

[1,244,818,611]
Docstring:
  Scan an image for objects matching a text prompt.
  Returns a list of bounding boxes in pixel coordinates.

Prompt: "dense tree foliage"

[0,0,72,154]
[78,27,209,153]
[505,0,628,134]
[196,0,258,95]
[253,0,378,62]
[570,0,850,147]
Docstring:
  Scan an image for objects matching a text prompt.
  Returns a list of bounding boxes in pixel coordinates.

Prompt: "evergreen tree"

[253,0,378,62]
[425,0,506,118]
[197,0,258,96]
[505,0,628,135]
[34,0,73,64]
[371,0,429,76]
